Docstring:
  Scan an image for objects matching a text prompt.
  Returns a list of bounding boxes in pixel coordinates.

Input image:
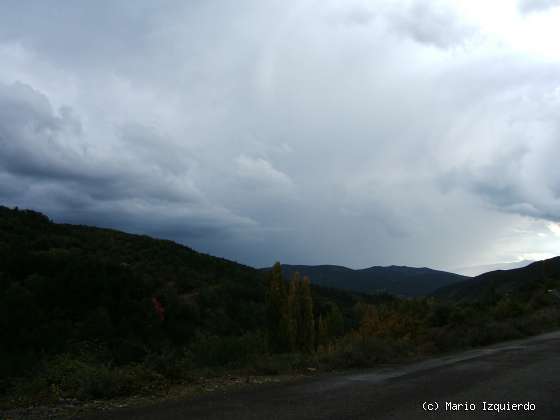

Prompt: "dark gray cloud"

[1,1,560,269]
[0,81,258,251]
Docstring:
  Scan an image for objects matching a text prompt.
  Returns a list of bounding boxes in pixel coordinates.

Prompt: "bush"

[11,354,163,401]
[494,297,526,320]
[190,331,266,367]
[515,307,560,335]
[466,322,522,346]
[251,354,302,375]
[315,335,396,369]
[143,347,195,380]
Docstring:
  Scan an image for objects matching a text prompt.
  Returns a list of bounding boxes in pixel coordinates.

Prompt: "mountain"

[261,264,468,297]
[454,260,535,277]
[0,205,383,385]
[433,257,560,302]
[0,206,263,374]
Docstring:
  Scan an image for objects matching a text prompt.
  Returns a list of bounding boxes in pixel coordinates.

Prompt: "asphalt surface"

[81,331,560,419]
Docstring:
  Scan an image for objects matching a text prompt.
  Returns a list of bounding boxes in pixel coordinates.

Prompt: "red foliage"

[152,297,165,321]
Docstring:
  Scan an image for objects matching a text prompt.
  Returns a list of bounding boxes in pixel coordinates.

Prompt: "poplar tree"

[287,271,301,351]
[316,314,328,349]
[300,276,315,353]
[266,262,290,352]
[325,302,344,338]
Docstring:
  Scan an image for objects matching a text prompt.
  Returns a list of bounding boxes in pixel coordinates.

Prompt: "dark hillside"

[0,207,264,381]
[0,206,382,398]
[263,264,468,297]
[433,257,560,302]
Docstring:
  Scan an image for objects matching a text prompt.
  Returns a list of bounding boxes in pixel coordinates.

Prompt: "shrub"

[466,322,522,346]
[315,335,396,369]
[251,354,302,375]
[143,347,195,380]
[190,331,266,367]
[11,354,163,401]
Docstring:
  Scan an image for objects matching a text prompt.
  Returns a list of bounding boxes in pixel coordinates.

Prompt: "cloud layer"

[1,0,560,269]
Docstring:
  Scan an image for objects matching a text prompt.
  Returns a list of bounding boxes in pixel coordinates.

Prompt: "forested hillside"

[0,206,385,403]
[433,257,560,302]
[1,206,264,375]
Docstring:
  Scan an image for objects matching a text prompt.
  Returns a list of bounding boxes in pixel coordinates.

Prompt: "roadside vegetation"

[1,206,560,409]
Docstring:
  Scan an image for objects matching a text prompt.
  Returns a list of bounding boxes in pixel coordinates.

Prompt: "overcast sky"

[1,0,560,271]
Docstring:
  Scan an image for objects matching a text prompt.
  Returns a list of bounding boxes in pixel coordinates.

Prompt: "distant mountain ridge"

[433,257,560,301]
[454,260,535,277]
[261,264,469,297]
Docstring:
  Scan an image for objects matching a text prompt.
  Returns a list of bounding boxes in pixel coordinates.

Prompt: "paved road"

[81,331,560,419]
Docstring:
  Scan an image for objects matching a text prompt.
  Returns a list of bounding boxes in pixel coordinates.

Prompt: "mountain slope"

[0,205,386,387]
[454,260,534,277]
[262,264,468,297]
[433,257,560,302]
[0,206,267,377]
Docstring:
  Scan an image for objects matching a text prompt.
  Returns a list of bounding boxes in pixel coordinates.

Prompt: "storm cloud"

[1,0,559,270]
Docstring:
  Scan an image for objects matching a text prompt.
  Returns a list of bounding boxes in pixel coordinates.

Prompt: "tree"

[316,314,328,349]
[265,262,290,352]
[325,302,344,338]
[287,271,301,351]
[285,272,316,353]
[299,276,315,353]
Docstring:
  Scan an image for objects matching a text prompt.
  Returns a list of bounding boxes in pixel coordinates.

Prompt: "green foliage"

[251,353,305,375]
[190,331,267,367]
[3,205,560,405]
[494,295,526,320]
[11,354,162,402]
[266,262,291,352]
[0,206,267,379]
[286,272,315,353]
[324,303,344,338]
[299,277,315,353]
[267,268,322,354]
[315,335,400,369]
